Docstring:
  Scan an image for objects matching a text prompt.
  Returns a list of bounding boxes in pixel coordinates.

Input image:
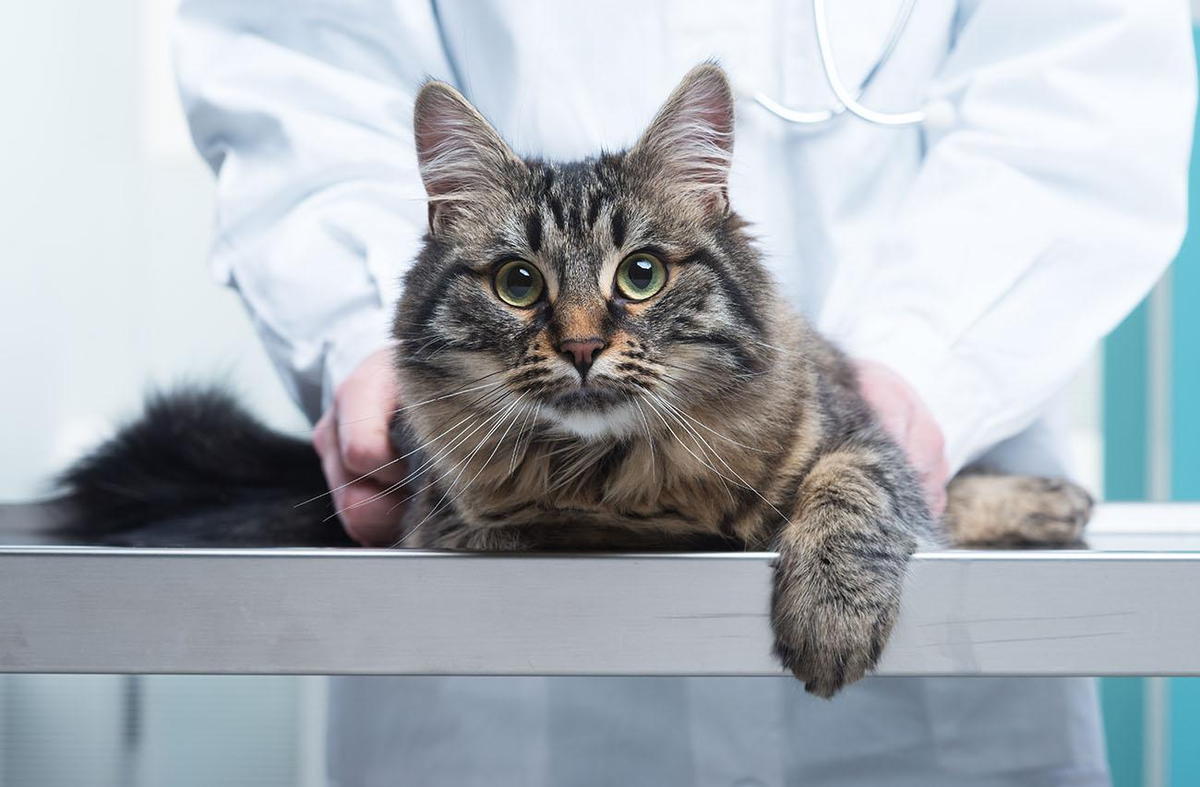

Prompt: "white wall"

[0,0,303,501]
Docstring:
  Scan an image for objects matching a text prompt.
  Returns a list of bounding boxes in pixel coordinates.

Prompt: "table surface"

[0,501,1195,677]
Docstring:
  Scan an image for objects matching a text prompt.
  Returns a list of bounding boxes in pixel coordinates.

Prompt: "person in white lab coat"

[176,1,1195,785]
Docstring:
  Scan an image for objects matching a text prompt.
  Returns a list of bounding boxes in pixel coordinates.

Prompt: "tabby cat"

[61,64,1092,697]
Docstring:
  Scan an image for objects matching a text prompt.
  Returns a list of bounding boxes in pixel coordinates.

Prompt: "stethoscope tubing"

[751,0,926,128]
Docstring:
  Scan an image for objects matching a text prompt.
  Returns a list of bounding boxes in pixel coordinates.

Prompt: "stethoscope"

[747,0,952,130]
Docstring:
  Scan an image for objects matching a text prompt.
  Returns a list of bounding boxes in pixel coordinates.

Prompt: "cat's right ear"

[413,81,523,232]
[630,63,735,215]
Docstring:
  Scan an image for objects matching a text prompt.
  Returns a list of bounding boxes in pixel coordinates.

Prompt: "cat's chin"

[543,400,640,441]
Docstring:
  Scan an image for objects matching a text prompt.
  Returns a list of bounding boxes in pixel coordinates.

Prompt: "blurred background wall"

[0,0,304,505]
[0,0,1194,785]
[0,1,333,784]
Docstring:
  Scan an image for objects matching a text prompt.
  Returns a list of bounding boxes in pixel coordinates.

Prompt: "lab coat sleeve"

[822,0,1196,472]
[174,0,453,420]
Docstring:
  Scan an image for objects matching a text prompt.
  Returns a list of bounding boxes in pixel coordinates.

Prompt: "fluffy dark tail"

[55,389,353,547]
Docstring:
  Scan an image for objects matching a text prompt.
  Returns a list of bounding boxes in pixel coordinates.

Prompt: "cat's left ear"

[631,63,735,214]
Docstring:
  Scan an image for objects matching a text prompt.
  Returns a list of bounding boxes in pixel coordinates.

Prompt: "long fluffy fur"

[56,389,350,547]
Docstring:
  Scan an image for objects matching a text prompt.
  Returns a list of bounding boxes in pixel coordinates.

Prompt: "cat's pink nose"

[558,338,606,378]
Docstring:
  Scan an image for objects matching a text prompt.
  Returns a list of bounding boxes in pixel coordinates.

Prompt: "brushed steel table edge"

[0,545,1195,560]
[0,546,1196,676]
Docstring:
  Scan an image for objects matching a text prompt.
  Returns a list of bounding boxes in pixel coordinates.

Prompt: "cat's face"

[394,65,776,441]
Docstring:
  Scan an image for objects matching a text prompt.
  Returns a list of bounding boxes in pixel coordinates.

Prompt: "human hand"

[312,347,409,546]
[853,359,949,516]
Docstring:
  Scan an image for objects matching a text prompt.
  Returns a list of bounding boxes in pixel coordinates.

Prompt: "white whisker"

[648,393,789,526]
[305,385,511,510]
[402,396,526,542]
[643,395,736,505]
[653,389,771,454]
[328,392,515,519]
[630,397,658,487]
[509,402,540,475]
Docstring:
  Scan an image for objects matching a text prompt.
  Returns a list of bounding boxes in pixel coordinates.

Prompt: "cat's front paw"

[770,569,900,698]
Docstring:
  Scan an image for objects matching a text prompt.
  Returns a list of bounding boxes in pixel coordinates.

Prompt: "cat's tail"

[53,388,354,547]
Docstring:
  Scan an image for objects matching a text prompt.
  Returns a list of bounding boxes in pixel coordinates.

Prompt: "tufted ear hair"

[413,81,524,232]
[630,63,735,214]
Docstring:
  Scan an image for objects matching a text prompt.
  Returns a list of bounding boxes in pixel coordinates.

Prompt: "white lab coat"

[175,1,1195,784]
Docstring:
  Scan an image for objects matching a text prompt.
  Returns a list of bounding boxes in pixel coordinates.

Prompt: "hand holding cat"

[854,359,949,516]
[313,346,409,546]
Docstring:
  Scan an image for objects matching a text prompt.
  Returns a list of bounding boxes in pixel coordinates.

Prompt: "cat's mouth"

[541,383,640,440]
[547,385,626,412]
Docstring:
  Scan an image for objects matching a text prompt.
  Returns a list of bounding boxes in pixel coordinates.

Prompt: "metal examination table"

[0,503,1195,677]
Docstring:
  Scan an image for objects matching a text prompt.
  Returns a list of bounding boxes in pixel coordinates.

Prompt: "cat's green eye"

[615,253,667,301]
[494,260,545,308]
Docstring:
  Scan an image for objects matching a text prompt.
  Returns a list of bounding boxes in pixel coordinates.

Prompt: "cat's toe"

[1013,477,1092,547]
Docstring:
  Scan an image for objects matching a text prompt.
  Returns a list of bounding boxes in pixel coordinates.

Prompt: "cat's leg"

[456,526,531,551]
[944,471,1092,548]
[771,449,930,698]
